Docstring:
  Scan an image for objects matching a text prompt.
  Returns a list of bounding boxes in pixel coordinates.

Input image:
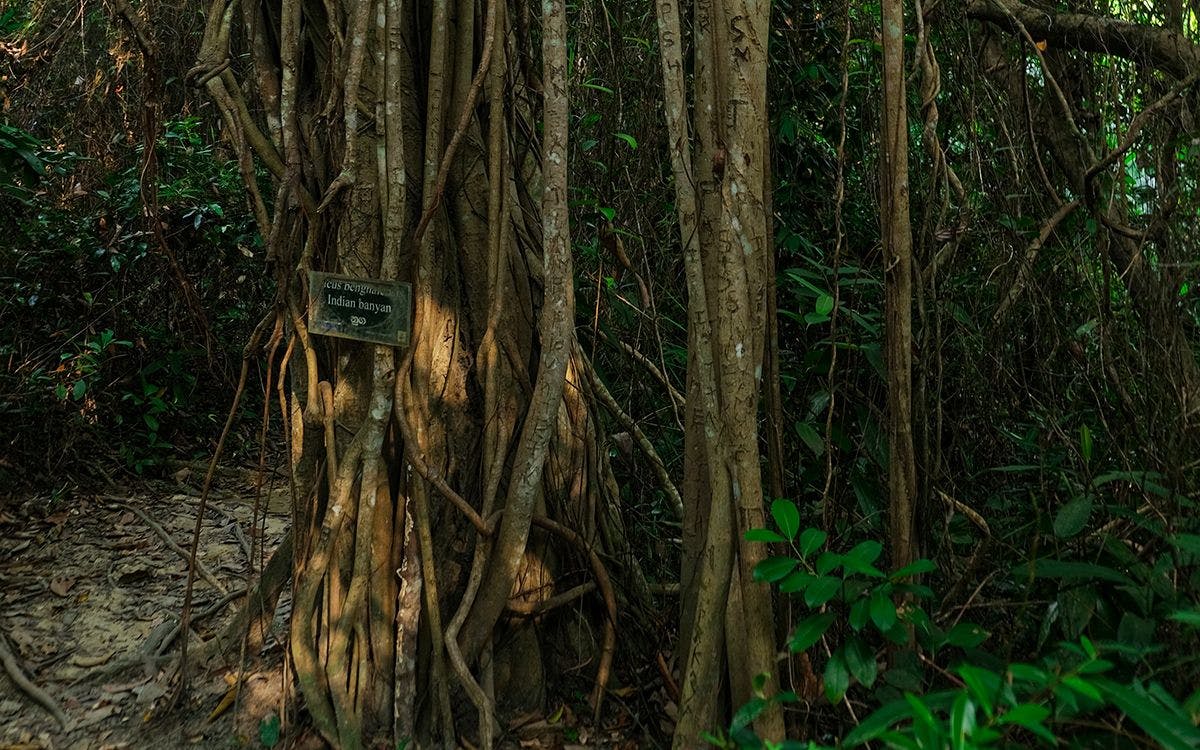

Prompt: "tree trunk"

[882,0,919,570]
[193,0,625,746]
[654,0,784,745]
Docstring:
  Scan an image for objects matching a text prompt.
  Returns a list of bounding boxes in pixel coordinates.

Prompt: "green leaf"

[1053,496,1092,538]
[997,702,1050,728]
[905,692,936,729]
[789,612,836,652]
[841,556,886,578]
[997,702,1056,743]
[890,558,936,579]
[844,636,877,687]
[259,714,281,748]
[1063,676,1102,702]
[957,665,999,718]
[730,696,767,732]
[846,540,883,565]
[598,206,616,222]
[946,622,989,649]
[1080,424,1093,462]
[1171,533,1200,557]
[614,132,638,149]
[1168,609,1200,628]
[815,293,835,316]
[54,383,67,400]
[815,552,842,575]
[824,648,850,702]
[72,379,86,400]
[799,528,827,557]
[949,692,976,750]
[771,499,800,541]
[1097,681,1200,750]
[849,597,871,631]
[1008,663,1048,684]
[794,421,825,457]
[745,528,787,543]
[779,570,815,594]
[870,591,897,631]
[805,576,841,607]
[753,556,798,583]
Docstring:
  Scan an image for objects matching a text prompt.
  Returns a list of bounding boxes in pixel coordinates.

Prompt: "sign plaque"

[308,271,412,347]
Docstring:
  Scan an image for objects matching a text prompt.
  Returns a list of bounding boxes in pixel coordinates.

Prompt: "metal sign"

[308,271,412,347]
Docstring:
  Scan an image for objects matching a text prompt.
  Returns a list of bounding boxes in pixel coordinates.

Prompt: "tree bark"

[883,0,919,571]
[654,0,784,745]
[192,0,626,746]
[968,0,1200,79]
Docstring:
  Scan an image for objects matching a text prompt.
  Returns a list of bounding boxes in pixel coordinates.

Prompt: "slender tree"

[881,0,918,571]
[654,0,783,744]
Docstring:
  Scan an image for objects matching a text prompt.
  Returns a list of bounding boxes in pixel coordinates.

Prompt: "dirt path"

[0,468,291,749]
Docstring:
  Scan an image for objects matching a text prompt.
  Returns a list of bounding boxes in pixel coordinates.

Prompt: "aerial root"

[0,628,68,729]
[530,515,616,723]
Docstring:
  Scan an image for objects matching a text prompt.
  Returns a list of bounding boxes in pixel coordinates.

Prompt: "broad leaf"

[1053,496,1092,538]
[789,612,836,652]
[804,576,841,607]
[824,648,850,702]
[890,558,936,579]
[799,528,827,557]
[745,528,787,543]
[753,556,798,583]
[844,636,877,687]
[870,590,897,631]
[771,499,800,541]
[946,622,989,649]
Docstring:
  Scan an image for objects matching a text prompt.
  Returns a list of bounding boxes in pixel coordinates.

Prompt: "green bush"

[705,499,1200,750]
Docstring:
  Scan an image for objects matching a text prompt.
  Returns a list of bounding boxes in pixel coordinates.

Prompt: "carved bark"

[655,0,783,745]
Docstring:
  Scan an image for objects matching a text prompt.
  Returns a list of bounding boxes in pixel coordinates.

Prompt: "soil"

[0,464,294,750]
[0,465,667,750]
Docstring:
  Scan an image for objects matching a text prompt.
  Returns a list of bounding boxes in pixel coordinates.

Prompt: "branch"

[968,0,1200,79]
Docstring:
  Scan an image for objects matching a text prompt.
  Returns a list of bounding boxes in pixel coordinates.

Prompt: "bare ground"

[0,465,669,749]
[0,464,294,750]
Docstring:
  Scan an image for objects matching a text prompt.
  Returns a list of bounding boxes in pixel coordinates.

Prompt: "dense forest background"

[2,0,1200,746]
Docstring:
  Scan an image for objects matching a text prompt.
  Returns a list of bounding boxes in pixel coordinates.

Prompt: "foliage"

[706,500,1200,749]
[0,116,266,485]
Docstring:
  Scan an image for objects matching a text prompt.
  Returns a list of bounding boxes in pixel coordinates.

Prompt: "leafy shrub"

[0,117,267,487]
[705,500,1200,750]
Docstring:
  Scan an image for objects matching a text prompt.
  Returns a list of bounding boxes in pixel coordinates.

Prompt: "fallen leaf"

[119,512,136,526]
[173,467,192,484]
[76,703,119,730]
[207,684,238,722]
[72,652,113,668]
[49,576,76,597]
[133,683,166,704]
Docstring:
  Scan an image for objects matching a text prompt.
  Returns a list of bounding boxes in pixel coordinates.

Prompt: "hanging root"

[531,516,616,723]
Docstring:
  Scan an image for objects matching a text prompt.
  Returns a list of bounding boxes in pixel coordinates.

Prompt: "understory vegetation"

[2,0,1199,746]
